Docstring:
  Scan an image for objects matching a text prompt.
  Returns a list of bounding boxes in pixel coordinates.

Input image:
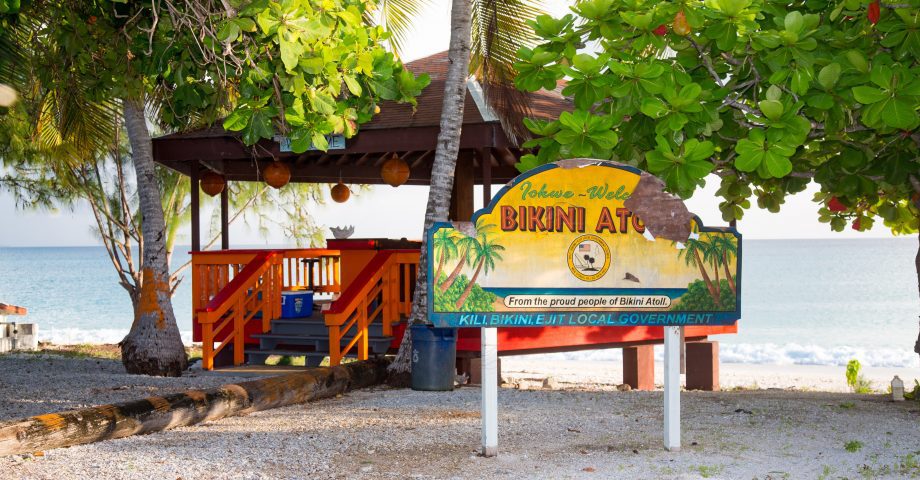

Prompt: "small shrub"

[845,440,864,453]
[845,359,873,394]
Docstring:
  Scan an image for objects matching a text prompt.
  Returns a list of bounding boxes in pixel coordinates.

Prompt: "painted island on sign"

[428,160,741,328]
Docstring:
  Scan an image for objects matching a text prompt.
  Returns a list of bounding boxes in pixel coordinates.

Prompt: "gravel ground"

[2,355,920,479]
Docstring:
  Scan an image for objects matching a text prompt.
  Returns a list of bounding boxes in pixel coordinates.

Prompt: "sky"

[0,0,901,247]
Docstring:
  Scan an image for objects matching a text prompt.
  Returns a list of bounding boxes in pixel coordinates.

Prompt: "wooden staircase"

[246,310,397,367]
[192,248,418,370]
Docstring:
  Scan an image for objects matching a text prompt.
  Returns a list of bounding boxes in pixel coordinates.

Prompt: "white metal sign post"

[481,327,498,457]
[663,326,681,451]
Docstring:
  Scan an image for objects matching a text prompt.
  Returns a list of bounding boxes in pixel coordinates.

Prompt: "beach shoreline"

[2,351,920,479]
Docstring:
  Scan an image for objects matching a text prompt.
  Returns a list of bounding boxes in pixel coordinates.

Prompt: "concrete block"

[460,357,502,386]
[685,341,719,391]
[623,344,655,391]
[0,322,38,352]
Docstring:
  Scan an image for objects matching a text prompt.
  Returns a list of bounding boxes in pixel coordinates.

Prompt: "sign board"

[425,159,742,456]
[274,134,346,152]
[428,160,741,328]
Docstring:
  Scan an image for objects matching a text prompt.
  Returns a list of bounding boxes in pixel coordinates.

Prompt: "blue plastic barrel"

[410,324,458,391]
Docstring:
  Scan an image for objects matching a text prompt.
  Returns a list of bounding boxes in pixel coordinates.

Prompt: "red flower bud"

[673,11,691,36]
[868,1,880,25]
[828,197,847,212]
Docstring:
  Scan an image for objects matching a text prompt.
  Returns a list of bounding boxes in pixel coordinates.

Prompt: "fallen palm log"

[0,357,389,456]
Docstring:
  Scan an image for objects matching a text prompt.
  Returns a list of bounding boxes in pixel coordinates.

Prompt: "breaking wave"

[37,327,194,346]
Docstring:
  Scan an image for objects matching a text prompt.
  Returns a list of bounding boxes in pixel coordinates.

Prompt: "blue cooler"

[281,291,313,318]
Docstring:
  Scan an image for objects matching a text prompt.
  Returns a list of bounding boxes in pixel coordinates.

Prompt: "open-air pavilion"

[152,52,734,389]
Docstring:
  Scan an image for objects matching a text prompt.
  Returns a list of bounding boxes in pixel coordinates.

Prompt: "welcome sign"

[427,160,741,328]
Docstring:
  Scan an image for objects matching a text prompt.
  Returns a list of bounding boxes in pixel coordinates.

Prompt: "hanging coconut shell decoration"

[200,172,226,197]
[380,153,410,187]
[331,182,350,203]
[263,161,291,189]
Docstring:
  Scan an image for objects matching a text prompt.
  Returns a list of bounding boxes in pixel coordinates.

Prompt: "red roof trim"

[0,303,27,316]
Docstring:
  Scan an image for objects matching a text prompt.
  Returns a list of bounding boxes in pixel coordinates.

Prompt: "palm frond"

[470,0,545,145]
[373,0,431,58]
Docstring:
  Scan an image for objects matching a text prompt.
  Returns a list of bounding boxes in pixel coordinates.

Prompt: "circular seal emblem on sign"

[567,234,611,282]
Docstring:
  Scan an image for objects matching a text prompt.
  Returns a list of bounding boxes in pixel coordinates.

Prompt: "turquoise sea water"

[1,239,918,367]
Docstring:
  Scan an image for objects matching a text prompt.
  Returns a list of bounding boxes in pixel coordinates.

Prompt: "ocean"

[1,239,918,368]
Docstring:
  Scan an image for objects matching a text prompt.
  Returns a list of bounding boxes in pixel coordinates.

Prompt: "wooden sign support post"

[663,326,681,451]
[481,327,498,457]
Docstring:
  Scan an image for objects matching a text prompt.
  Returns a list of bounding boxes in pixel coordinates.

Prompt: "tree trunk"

[440,244,470,292]
[0,359,388,456]
[434,250,447,283]
[723,252,736,294]
[456,258,484,308]
[388,0,472,382]
[693,249,720,306]
[713,258,720,287]
[119,98,189,377]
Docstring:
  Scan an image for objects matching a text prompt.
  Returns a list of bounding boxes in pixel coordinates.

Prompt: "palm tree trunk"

[723,252,736,294]
[713,259,720,287]
[119,98,189,377]
[434,251,447,284]
[693,249,720,306]
[456,258,484,308]
[440,244,470,292]
[388,0,473,381]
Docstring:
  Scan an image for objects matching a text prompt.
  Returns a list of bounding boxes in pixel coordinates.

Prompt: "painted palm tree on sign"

[455,230,505,308]
[440,222,497,292]
[715,235,738,295]
[677,239,721,307]
[432,229,460,282]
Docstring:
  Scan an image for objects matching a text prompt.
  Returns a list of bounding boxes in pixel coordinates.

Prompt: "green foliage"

[514,0,920,233]
[846,359,873,393]
[844,440,864,453]
[672,279,735,311]
[434,274,498,312]
[1,0,428,154]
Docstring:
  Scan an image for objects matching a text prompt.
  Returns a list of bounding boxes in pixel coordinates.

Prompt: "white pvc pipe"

[663,326,681,451]
[481,327,498,457]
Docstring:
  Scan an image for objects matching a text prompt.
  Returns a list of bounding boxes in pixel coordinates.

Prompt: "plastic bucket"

[410,324,457,391]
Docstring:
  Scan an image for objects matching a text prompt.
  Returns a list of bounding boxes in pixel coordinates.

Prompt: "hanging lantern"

[380,153,410,187]
[200,172,226,197]
[263,160,291,189]
[331,182,350,203]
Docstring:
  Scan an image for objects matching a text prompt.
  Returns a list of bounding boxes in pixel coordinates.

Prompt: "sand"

[2,353,920,479]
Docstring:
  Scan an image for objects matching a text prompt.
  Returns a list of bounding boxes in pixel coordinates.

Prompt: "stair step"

[253,333,392,341]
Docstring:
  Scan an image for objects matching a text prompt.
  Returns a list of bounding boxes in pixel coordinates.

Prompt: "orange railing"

[197,251,281,370]
[191,249,342,331]
[192,248,343,370]
[324,250,419,365]
[192,247,415,370]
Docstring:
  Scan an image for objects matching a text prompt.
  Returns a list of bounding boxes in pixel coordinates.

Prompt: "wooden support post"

[685,341,720,391]
[622,345,654,391]
[481,327,498,457]
[220,185,229,250]
[663,326,681,451]
[190,161,201,252]
[450,151,475,222]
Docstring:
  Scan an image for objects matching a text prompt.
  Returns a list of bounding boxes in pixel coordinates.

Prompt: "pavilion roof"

[152,51,572,186]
